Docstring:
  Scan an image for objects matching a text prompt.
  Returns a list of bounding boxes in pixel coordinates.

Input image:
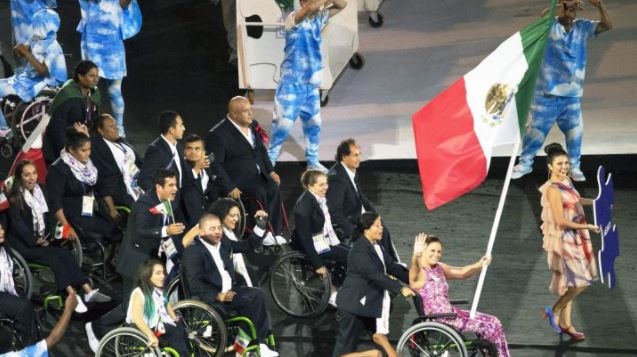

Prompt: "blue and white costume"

[518,17,598,170]
[10,0,57,46]
[268,9,329,167]
[0,8,66,129]
[77,0,142,136]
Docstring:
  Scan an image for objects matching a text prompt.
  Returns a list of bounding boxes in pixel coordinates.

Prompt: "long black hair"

[135,259,166,320]
[7,160,37,210]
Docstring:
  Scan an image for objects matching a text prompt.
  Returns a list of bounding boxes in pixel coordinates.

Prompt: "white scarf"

[0,247,17,296]
[23,185,49,237]
[223,227,253,287]
[60,149,98,186]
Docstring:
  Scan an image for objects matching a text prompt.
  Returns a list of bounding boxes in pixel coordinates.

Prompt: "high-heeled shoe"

[560,325,586,341]
[542,306,561,333]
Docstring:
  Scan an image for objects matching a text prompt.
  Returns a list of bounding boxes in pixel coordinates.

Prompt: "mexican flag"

[412,0,555,210]
[54,221,72,240]
[149,201,173,217]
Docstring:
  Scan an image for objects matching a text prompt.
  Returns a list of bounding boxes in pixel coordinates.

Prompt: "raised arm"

[589,0,612,33]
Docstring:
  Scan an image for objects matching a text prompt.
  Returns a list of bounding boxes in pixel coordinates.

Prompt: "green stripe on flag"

[515,0,558,135]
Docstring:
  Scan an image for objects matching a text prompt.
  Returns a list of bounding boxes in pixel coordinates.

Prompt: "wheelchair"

[8,247,33,299]
[96,326,180,357]
[395,295,496,357]
[0,88,57,158]
[166,272,277,356]
[268,248,346,318]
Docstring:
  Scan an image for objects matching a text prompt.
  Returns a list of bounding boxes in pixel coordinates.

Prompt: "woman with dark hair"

[539,142,599,341]
[126,259,188,356]
[332,212,414,357]
[292,170,350,280]
[410,235,509,356]
[91,113,142,210]
[45,129,120,258]
[208,197,268,287]
[7,159,110,313]
[43,60,100,164]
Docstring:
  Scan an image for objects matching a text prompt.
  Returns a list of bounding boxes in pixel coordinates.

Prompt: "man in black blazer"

[138,111,187,192]
[181,134,219,228]
[327,139,404,280]
[206,96,284,244]
[182,214,278,357]
[87,169,185,349]
[91,114,143,210]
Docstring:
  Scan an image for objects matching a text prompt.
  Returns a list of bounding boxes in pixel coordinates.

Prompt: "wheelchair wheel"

[396,321,468,357]
[12,96,51,142]
[269,251,331,317]
[9,248,33,299]
[96,326,162,357]
[166,276,184,304]
[235,198,247,238]
[173,300,227,357]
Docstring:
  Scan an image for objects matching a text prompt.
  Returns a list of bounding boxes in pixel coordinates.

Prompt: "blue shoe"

[544,306,561,333]
[511,163,532,179]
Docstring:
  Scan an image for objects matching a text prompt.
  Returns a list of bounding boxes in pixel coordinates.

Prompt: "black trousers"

[91,276,135,339]
[0,292,39,347]
[240,174,283,236]
[223,286,271,342]
[17,245,89,291]
[331,309,376,357]
[160,321,189,357]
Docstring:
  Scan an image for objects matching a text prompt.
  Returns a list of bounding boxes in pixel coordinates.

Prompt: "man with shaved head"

[205,96,286,245]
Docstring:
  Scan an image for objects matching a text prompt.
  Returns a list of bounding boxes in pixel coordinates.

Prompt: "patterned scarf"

[22,185,49,237]
[0,247,17,296]
[60,149,98,186]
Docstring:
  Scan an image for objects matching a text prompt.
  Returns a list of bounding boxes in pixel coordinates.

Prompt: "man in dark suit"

[206,96,285,245]
[327,139,404,275]
[181,134,219,228]
[90,114,143,211]
[86,169,185,351]
[182,214,278,357]
[138,110,187,192]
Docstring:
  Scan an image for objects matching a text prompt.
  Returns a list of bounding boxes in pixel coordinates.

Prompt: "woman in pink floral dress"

[409,234,510,357]
[539,143,599,341]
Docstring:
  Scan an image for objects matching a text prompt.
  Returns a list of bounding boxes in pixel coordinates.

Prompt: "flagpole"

[469,136,521,318]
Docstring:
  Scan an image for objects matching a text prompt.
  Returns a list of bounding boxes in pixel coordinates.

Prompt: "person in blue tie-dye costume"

[9,0,57,47]
[0,8,67,137]
[77,0,142,137]
[268,0,347,173]
[512,0,612,182]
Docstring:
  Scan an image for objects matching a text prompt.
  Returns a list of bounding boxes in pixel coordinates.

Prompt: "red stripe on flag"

[412,78,487,210]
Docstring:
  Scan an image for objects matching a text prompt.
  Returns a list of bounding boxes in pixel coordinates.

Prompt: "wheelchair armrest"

[115,205,131,214]
[412,312,458,325]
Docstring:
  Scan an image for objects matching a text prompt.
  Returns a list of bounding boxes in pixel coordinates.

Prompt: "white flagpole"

[469,136,521,318]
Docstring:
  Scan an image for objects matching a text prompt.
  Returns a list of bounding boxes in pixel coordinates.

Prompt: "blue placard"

[593,166,620,289]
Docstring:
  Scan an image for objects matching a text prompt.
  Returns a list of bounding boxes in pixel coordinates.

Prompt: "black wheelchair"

[268,247,346,318]
[395,295,496,357]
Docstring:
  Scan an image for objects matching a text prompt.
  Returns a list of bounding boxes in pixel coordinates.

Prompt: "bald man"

[205,96,286,245]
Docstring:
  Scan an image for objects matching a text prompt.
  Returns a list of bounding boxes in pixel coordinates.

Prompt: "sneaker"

[262,232,287,246]
[328,291,338,308]
[85,322,100,353]
[569,168,586,182]
[75,297,88,313]
[85,289,112,303]
[307,162,328,173]
[259,343,279,357]
[511,163,532,179]
[0,127,12,139]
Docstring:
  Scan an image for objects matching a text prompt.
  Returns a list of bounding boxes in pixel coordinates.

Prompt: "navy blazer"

[90,135,142,208]
[336,236,403,318]
[116,191,184,280]
[138,136,188,192]
[180,163,220,228]
[326,162,374,239]
[205,118,274,195]
[292,190,329,269]
[6,185,52,253]
[182,235,257,306]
